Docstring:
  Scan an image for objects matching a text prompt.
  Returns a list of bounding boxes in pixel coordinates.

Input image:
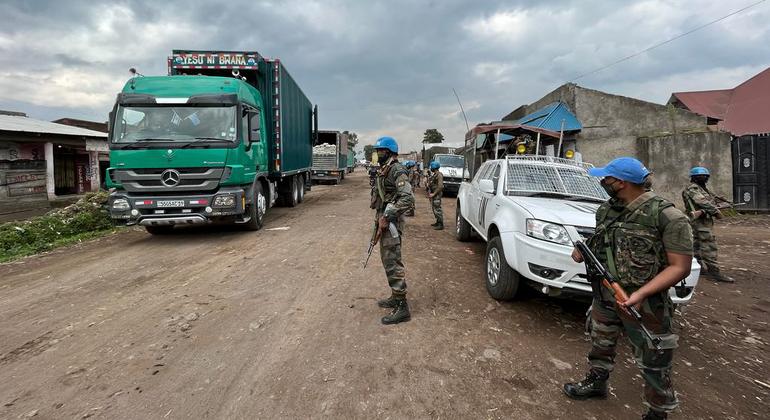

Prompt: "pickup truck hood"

[110,148,230,168]
[507,196,600,227]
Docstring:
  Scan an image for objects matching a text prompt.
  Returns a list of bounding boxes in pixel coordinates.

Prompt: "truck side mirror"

[249,111,261,143]
[479,179,495,194]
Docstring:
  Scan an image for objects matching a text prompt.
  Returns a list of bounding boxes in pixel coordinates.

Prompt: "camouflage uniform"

[681,182,721,275]
[409,167,421,188]
[428,170,444,225]
[587,192,693,414]
[372,158,415,298]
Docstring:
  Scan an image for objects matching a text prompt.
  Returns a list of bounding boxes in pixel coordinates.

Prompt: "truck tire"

[485,236,520,300]
[242,182,265,231]
[296,175,305,203]
[286,175,299,208]
[145,225,174,235]
[341,171,345,180]
[456,202,472,242]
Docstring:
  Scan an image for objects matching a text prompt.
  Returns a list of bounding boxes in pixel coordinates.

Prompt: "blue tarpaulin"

[514,102,582,132]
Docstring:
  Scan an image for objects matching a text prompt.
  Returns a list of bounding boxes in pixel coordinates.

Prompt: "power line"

[570,0,767,82]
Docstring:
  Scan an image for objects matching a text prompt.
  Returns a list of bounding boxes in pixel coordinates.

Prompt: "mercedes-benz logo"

[160,169,181,187]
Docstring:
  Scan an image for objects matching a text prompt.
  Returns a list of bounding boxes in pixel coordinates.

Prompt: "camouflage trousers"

[693,226,719,273]
[589,287,679,413]
[379,223,407,298]
[432,196,443,224]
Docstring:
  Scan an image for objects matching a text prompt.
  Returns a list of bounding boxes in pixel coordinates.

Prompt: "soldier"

[371,136,415,324]
[682,167,734,283]
[427,161,444,230]
[564,157,694,420]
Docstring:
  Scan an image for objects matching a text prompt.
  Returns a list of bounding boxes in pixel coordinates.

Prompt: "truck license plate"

[157,200,185,208]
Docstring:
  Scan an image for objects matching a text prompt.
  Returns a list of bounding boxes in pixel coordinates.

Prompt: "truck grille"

[113,167,224,194]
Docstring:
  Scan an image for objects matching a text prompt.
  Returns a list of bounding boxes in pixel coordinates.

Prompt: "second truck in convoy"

[106,50,317,233]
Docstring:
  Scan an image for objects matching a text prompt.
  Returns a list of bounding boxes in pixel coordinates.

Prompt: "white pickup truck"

[455,156,700,304]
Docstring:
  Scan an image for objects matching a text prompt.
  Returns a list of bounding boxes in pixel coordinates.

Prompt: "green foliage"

[343,131,359,149]
[363,144,375,160]
[0,191,116,263]
[422,128,444,144]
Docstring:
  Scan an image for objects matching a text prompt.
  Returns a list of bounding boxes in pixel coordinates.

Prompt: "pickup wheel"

[242,182,265,231]
[455,202,472,242]
[145,225,174,235]
[485,236,520,300]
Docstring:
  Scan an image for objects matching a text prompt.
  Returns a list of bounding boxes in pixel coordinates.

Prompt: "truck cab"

[433,153,468,196]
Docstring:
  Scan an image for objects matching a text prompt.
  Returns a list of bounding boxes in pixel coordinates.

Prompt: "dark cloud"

[0,0,768,151]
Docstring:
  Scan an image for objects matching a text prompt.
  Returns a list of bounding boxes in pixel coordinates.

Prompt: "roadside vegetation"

[0,192,119,263]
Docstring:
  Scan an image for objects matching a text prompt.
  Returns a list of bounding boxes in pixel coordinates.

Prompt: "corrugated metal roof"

[0,115,107,138]
[513,102,582,132]
[670,67,770,136]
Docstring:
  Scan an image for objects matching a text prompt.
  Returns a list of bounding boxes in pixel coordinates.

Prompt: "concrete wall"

[638,131,733,207]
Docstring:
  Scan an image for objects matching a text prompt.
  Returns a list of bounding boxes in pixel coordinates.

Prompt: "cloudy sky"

[1,0,768,152]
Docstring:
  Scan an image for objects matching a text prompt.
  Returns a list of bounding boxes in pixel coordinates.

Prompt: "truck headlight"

[112,198,130,211]
[526,219,571,246]
[213,194,236,207]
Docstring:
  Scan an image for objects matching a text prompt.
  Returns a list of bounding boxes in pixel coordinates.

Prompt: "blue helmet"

[404,160,415,168]
[690,166,710,177]
[373,136,399,153]
[430,161,440,170]
[588,157,650,184]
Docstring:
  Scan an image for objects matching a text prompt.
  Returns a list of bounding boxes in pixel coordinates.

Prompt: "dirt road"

[1,171,767,419]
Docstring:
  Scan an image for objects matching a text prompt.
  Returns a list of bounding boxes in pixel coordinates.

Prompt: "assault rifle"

[574,241,662,350]
[363,220,399,269]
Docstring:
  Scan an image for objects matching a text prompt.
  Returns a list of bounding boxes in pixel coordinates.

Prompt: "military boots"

[433,222,444,230]
[563,368,609,400]
[381,298,411,324]
[377,294,399,309]
[642,409,667,419]
[709,268,735,283]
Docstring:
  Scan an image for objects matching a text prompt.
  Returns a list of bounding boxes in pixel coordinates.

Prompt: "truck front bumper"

[500,231,700,304]
[108,187,247,226]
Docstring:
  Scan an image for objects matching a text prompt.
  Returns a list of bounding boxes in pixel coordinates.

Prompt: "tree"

[422,129,444,144]
[363,144,375,160]
[343,131,359,149]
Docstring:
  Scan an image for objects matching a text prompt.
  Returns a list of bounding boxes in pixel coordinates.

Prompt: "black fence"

[732,134,770,211]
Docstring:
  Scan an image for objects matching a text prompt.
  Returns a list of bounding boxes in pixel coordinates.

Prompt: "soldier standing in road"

[682,167,734,283]
[370,136,415,324]
[427,161,444,230]
[564,157,693,420]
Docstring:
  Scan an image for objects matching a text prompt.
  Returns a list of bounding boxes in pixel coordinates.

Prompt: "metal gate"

[732,135,770,211]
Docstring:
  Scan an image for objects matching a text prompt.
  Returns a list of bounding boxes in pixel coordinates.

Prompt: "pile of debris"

[0,191,114,262]
[313,143,338,155]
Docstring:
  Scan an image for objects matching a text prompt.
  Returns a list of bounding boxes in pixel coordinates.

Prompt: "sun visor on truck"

[187,94,238,106]
[116,93,157,105]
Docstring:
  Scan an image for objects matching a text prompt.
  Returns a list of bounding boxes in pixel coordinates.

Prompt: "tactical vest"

[588,195,672,290]
[375,161,408,212]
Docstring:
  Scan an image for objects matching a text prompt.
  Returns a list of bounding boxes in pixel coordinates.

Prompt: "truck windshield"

[112,105,237,143]
[505,161,608,202]
[437,155,464,168]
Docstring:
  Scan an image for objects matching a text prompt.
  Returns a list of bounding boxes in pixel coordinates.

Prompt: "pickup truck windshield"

[112,105,237,143]
[437,155,464,168]
[505,161,608,202]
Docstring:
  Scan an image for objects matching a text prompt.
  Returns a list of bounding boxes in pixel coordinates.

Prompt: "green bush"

[0,191,116,262]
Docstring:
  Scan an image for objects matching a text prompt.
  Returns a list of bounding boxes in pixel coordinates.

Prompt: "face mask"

[601,179,620,198]
[693,176,708,187]
[377,151,388,164]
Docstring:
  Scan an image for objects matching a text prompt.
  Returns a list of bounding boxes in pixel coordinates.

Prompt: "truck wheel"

[243,182,265,231]
[485,236,520,300]
[145,225,174,235]
[456,203,472,242]
[341,171,345,180]
[296,175,305,203]
[285,175,299,208]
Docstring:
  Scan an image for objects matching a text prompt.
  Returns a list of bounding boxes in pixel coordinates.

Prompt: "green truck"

[106,50,317,234]
[346,147,356,174]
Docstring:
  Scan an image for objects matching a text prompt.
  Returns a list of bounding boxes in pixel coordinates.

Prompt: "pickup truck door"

[467,162,490,233]
[477,163,500,232]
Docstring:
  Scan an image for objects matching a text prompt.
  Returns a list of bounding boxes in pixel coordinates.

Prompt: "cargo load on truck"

[106,50,317,234]
[312,130,348,184]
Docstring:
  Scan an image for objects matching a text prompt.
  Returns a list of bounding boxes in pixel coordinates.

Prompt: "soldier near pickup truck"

[427,161,444,230]
[563,157,693,420]
[682,166,734,283]
[370,136,415,325]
